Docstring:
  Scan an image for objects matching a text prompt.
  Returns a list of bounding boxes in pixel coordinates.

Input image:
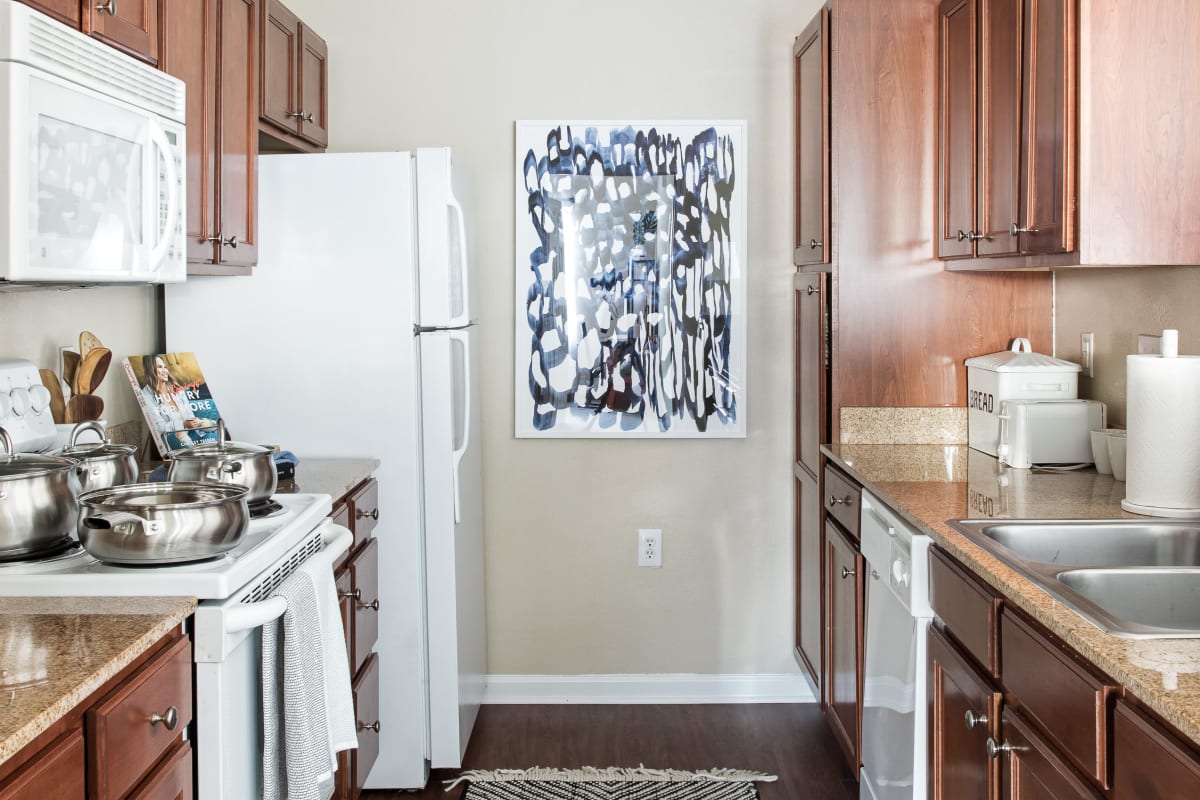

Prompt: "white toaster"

[997,399,1107,469]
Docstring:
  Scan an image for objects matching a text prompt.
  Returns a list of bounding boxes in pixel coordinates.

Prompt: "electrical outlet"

[637,528,662,568]
[1081,332,1095,378]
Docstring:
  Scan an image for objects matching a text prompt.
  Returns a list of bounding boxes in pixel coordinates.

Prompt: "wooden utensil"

[79,330,103,358]
[62,350,80,390]
[65,394,104,424]
[76,347,112,395]
[38,369,66,424]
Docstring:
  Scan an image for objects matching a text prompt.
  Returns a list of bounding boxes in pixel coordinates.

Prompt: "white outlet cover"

[637,528,662,568]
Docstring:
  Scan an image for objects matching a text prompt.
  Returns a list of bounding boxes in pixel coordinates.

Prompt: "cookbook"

[123,352,222,457]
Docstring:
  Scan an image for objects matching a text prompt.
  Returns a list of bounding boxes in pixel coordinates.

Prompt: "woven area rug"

[445,767,776,799]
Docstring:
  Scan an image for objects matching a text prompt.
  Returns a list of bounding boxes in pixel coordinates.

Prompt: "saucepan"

[167,419,277,504]
[0,426,86,559]
[49,420,139,492]
[77,482,250,564]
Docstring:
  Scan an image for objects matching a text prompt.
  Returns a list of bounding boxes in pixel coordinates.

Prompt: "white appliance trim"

[482,673,816,705]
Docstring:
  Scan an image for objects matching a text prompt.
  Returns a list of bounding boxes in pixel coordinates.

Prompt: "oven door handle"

[222,521,354,635]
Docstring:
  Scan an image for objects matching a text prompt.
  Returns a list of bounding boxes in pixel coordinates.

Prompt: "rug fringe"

[443,765,778,790]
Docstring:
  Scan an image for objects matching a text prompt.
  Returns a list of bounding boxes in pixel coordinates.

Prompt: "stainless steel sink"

[946,519,1200,638]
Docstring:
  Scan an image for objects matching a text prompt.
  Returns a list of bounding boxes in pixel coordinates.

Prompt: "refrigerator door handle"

[448,328,471,524]
[447,194,471,328]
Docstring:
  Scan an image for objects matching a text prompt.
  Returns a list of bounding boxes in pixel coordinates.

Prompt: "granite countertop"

[276,457,380,501]
[0,596,196,766]
[823,443,1200,748]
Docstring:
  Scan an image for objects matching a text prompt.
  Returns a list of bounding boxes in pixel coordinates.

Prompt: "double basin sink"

[946,519,1200,638]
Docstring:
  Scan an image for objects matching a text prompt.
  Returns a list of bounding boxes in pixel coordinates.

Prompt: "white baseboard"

[483,673,818,705]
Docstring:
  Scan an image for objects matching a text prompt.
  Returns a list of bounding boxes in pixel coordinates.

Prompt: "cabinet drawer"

[822,464,860,541]
[0,729,85,800]
[929,547,1001,677]
[1113,700,1200,798]
[353,653,381,796]
[127,740,193,800]
[1000,609,1115,787]
[347,479,379,551]
[352,537,380,674]
[87,635,193,800]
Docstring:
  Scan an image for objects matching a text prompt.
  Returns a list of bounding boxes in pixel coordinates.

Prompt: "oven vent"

[239,530,325,604]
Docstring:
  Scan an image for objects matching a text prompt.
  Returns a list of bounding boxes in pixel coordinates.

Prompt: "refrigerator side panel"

[418,328,486,767]
[165,152,432,790]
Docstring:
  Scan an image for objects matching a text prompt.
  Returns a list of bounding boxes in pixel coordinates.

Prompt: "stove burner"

[248,498,286,520]
[0,538,82,564]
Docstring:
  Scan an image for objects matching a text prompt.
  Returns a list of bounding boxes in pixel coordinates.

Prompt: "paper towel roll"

[1123,353,1200,517]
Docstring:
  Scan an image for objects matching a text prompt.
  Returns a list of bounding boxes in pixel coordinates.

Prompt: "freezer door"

[418,326,485,767]
[415,147,473,328]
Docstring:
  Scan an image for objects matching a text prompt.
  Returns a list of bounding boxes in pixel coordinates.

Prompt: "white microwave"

[0,1,186,284]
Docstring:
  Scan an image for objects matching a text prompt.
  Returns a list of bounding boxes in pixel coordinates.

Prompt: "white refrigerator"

[164,149,485,791]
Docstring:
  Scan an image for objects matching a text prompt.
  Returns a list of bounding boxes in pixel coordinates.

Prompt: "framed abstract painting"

[514,120,748,438]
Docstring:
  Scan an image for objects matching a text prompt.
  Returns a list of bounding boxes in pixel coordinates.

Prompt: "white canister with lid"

[965,338,1082,456]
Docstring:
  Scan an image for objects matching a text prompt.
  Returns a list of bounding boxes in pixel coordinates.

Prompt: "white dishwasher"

[859,490,932,800]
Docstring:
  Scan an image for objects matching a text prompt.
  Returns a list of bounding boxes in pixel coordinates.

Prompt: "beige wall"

[0,287,159,427]
[284,0,820,674]
[1054,267,1200,425]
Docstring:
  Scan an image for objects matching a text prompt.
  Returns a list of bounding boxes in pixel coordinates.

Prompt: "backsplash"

[839,407,968,445]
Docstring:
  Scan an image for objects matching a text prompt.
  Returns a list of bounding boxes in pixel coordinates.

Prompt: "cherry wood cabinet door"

[825,520,862,771]
[794,7,829,266]
[216,0,260,270]
[928,626,999,800]
[351,537,380,675]
[1112,700,1200,798]
[84,0,158,64]
[336,565,353,669]
[16,0,80,27]
[352,654,382,799]
[0,729,85,800]
[347,479,380,553]
[794,273,827,481]
[938,0,977,258]
[261,0,300,135]
[976,0,1022,255]
[298,21,328,147]
[1016,0,1075,255]
[127,741,193,800]
[794,466,822,694]
[998,709,1101,800]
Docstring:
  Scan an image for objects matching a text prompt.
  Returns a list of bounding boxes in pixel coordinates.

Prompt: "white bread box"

[965,338,1081,456]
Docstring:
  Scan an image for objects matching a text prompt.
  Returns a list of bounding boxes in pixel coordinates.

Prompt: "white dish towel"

[262,556,358,800]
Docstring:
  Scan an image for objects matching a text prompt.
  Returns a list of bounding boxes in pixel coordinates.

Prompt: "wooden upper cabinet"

[794,7,829,266]
[976,0,1022,256]
[794,272,826,480]
[216,0,260,270]
[937,0,976,258]
[83,0,158,64]
[261,0,329,150]
[16,0,81,27]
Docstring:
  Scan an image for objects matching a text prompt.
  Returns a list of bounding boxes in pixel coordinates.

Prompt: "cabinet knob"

[357,720,381,733]
[150,706,179,731]
[964,709,989,730]
[986,737,1025,759]
[206,233,239,248]
[356,507,379,521]
[1009,223,1041,236]
[96,0,117,15]
[840,566,856,579]
[356,598,380,612]
[956,229,986,242]
[809,238,822,250]
[828,495,850,506]
[338,588,362,602]
[806,284,818,296]
[287,111,316,123]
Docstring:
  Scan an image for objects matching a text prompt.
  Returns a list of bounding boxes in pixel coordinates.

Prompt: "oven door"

[191,520,352,800]
[0,61,184,283]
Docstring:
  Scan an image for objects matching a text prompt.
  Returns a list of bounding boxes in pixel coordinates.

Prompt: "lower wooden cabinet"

[1113,700,1200,798]
[352,653,381,791]
[825,519,862,770]
[998,709,1101,800]
[0,730,86,800]
[794,466,822,690]
[928,625,998,800]
[128,741,194,800]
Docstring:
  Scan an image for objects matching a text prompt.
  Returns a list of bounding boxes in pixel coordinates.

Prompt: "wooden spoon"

[65,394,104,424]
[38,369,66,424]
[76,347,112,395]
[79,330,103,358]
[62,350,80,390]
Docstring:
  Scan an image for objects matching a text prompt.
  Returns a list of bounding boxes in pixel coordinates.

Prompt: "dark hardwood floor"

[362,703,858,798]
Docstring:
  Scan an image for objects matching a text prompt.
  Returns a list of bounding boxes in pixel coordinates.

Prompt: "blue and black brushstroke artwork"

[520,124,739,434]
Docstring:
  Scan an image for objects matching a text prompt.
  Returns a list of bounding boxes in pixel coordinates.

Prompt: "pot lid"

[172,440,273,459]
[0,452,78,479]
[51,442,137,461]
[965,337,1082,373]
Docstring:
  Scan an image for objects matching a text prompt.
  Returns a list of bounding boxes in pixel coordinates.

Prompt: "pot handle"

[70,420,108,446]
[206,461,243,482]
[0,427,11,457]
[82,511,165,535]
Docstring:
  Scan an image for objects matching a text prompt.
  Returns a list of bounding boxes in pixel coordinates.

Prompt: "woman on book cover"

[141,354,203,446]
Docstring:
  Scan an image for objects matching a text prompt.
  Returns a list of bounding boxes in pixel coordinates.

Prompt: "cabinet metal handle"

[806,284,817,296]
[287,111,316,123]
[356,598,380,611]
[809,238,822,250]
[964,710,989,730]
[957,229,986,242]
[841,566,855,579]
[828,495,851,506]
[357,720,381,733]
[150,706,179,731]
[986,737,1025,759]
[96,0,117,15]
[338,588,361,601]
[1009,223,1041,236]
[206,233,239,248]
[356,507,379,521]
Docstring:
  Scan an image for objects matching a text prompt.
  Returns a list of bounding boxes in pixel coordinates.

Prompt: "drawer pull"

[356,598,380,612]
[841,566,856,579]
[356,507,379,521]
[809,238,822,250]
[287,110,316,123]
[964,710,988,730]
[96,0,117,14]
[986,737,1026,759]
[828,495,852,507]
[806,284,817,296]
[357,720,381,733]
[150,706,179,731]
[338,588,361,601]
[1009,223,1041,237]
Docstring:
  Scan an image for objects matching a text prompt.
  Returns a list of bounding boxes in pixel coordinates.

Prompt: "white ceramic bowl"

[1090,430,1112,474]
[1107,429,1128,481]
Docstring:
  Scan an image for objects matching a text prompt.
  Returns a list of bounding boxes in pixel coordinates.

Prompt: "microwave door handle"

[447,194,471,328]
[146,120,179,272]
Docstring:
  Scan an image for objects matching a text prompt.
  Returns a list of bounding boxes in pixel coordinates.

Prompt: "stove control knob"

[9,388,30,417]
[29,385,51,414]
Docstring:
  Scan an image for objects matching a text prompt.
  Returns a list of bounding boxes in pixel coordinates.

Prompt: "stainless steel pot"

[50,420,139,492]
[77,482,250,565]
[167,419,277,504]
[0,426,85,559]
